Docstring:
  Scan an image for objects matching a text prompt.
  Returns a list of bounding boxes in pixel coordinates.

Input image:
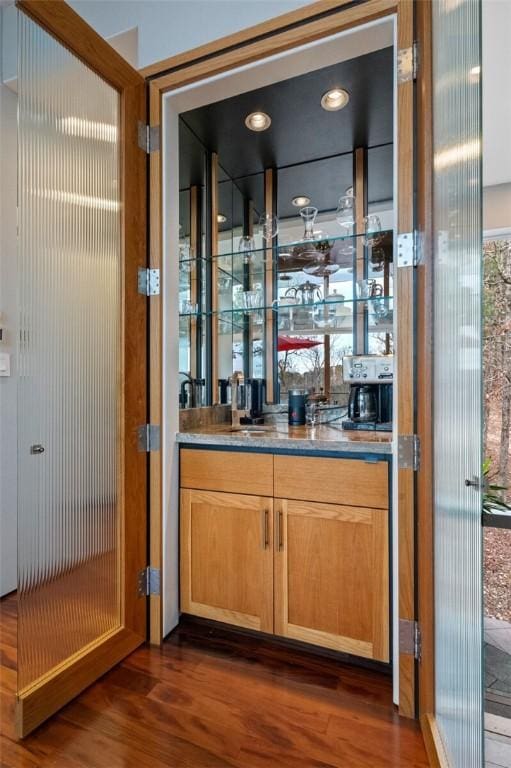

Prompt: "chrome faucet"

[229,371,248,427]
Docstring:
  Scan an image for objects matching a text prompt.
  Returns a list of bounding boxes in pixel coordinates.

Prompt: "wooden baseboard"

[421,714,452,768]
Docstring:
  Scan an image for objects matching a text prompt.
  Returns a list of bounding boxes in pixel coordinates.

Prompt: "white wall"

[484,183,511,233]
[482,0,511,188]
[69,0,310,71]
[0,78,17,596]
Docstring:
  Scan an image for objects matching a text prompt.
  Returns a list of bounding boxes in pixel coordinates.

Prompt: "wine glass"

[238,235,255,264]
[299,206,318,241]
[335,194,356,231]
[258,213,279,242]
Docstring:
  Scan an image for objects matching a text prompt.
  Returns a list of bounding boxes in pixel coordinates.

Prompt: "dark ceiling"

[179,45,394,228]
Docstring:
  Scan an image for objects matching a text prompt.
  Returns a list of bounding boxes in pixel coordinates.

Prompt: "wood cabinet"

[274,499,389,662]
[180,448,389,661]
[180,488,274,632]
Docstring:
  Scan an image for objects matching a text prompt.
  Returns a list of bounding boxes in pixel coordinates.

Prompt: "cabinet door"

[181,489,274,632]
[274,499,389,662]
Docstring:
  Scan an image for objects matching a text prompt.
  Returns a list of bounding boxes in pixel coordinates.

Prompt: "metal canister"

[288,389,307,426]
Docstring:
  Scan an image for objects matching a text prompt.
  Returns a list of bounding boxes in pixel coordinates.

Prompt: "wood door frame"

[147,0,418,719]
[15,0,148,738]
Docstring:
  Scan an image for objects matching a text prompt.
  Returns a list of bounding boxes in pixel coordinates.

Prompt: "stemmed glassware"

[299,206,318,241]
[238,235,256,264]
[258,213,279,242]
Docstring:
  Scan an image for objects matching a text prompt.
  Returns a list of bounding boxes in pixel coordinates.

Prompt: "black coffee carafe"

[348,384,378,423]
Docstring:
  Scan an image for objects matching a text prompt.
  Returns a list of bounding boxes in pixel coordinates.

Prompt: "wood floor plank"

[0,594,429,767]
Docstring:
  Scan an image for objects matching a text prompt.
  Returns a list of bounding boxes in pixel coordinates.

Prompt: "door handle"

[465,476,487,491]
[275,509,284,551]
[261,509,269,549]
[30,444,45,455]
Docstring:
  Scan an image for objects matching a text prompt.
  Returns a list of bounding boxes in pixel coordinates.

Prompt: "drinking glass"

[258,213,279,241]
[335,194,356,230]
[363,214,383,246]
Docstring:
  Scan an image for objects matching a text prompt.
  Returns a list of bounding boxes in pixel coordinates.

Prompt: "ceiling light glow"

[217,213,227,223]
[244,111,271,132]
[321,88,350,112]
[292,195,311,207]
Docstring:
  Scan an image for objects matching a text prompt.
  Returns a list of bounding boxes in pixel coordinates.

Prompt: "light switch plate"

[0,353,11,377]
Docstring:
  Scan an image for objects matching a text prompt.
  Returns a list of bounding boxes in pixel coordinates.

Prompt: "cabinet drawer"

[274,455,388,509]
[180,448,273,496]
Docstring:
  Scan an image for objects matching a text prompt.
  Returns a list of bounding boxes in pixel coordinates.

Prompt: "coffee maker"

[342,355,393,431]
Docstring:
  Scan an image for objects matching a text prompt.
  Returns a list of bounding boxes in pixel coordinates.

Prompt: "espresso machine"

[342,355,393,431]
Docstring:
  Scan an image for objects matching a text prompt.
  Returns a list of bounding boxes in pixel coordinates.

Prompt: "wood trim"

[140,0,358,78]
[416,0,435,719]
[264,168,275,403]
[189,185,199,379]
[186,604,262,631]
[273,498,288,637]
[211,153,219,403]
[122,81,149,640]
[396,0,416,719]
[180,488,193,615]
[354,147,366,354]
[149,0,398,94]
[16,628,141,738]
[149,81,163,645]
[287,624,374,658]
[420,714,453,768]
[16,0,143,90]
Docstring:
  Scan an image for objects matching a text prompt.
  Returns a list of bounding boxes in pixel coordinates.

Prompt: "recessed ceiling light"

[245,111,271,132]
[321,88,350,112]
[217,213,227,223]
[292,195,311,207]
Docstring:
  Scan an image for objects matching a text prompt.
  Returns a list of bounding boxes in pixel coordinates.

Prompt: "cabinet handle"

[276,509,284,551]
[262,509,269,549]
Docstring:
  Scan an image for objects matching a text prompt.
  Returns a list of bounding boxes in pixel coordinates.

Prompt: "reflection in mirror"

[276,154,355,403]
[178,119,206,408]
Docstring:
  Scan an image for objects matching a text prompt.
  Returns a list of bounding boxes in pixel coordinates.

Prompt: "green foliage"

[483,458,511,514]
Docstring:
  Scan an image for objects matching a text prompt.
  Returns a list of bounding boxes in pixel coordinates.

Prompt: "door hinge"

[138,267,160,296]
[137,566,161,597]
[137,424,161,452]
[137,121,160,153]
[399,619,422,661]
[397,231,418,268]
[397,42,418,83]
[398,434,421,471]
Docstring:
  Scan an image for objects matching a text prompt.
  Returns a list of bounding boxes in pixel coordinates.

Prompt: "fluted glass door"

[432,0,483,765]
[16,4,147,737]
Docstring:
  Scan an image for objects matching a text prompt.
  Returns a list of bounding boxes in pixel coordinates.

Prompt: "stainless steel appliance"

[342,355,393,431]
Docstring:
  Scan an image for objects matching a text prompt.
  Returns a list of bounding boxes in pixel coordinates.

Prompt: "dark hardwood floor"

[0,593,429,767]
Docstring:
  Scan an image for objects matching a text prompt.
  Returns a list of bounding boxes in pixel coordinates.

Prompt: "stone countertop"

[176,422,393,455]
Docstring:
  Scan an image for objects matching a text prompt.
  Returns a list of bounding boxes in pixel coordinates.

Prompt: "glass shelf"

[178,229,394,266]
[179,295,394,318]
